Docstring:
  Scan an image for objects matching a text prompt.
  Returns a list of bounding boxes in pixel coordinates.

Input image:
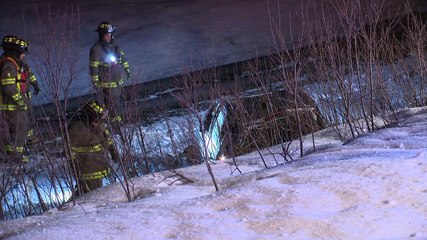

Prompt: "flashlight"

[106,53,117,64]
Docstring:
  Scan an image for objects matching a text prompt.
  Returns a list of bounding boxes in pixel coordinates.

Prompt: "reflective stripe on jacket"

[71,143,104,153]
[82,169,110,180]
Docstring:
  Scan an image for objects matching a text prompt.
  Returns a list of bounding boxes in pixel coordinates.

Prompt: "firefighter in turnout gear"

[0,35,36,164]
[68,100,120,196]
[89,21,130,130]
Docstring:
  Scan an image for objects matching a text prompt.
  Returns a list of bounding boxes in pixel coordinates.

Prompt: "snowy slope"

[0,107,426,239]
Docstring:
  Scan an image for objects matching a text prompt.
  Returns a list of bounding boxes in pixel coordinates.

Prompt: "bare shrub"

[302,0,411,140]
[0,4,81,220]
[30,4,81,208]
[394,2,427,109]
[265,0,325,158]
[172,65,222,191]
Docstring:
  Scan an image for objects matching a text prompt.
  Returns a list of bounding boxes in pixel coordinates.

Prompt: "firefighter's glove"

[17,100,28,110]
[32,83,40,96]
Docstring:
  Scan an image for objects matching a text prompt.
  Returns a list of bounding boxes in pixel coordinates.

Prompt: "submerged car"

[202,88,325,160]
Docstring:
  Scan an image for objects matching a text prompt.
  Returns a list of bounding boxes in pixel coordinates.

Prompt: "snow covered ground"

[0,107,426,239]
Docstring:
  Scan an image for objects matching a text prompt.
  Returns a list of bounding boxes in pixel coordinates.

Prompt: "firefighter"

[67,100,119,195]
[89,21,131,131]
[0,35,35,165]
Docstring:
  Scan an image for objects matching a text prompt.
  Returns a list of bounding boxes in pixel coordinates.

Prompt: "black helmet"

[96,21,116,34]
[1,35,29,52]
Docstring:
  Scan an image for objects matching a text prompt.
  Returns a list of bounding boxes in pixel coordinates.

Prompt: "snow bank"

[1,108,426,239]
